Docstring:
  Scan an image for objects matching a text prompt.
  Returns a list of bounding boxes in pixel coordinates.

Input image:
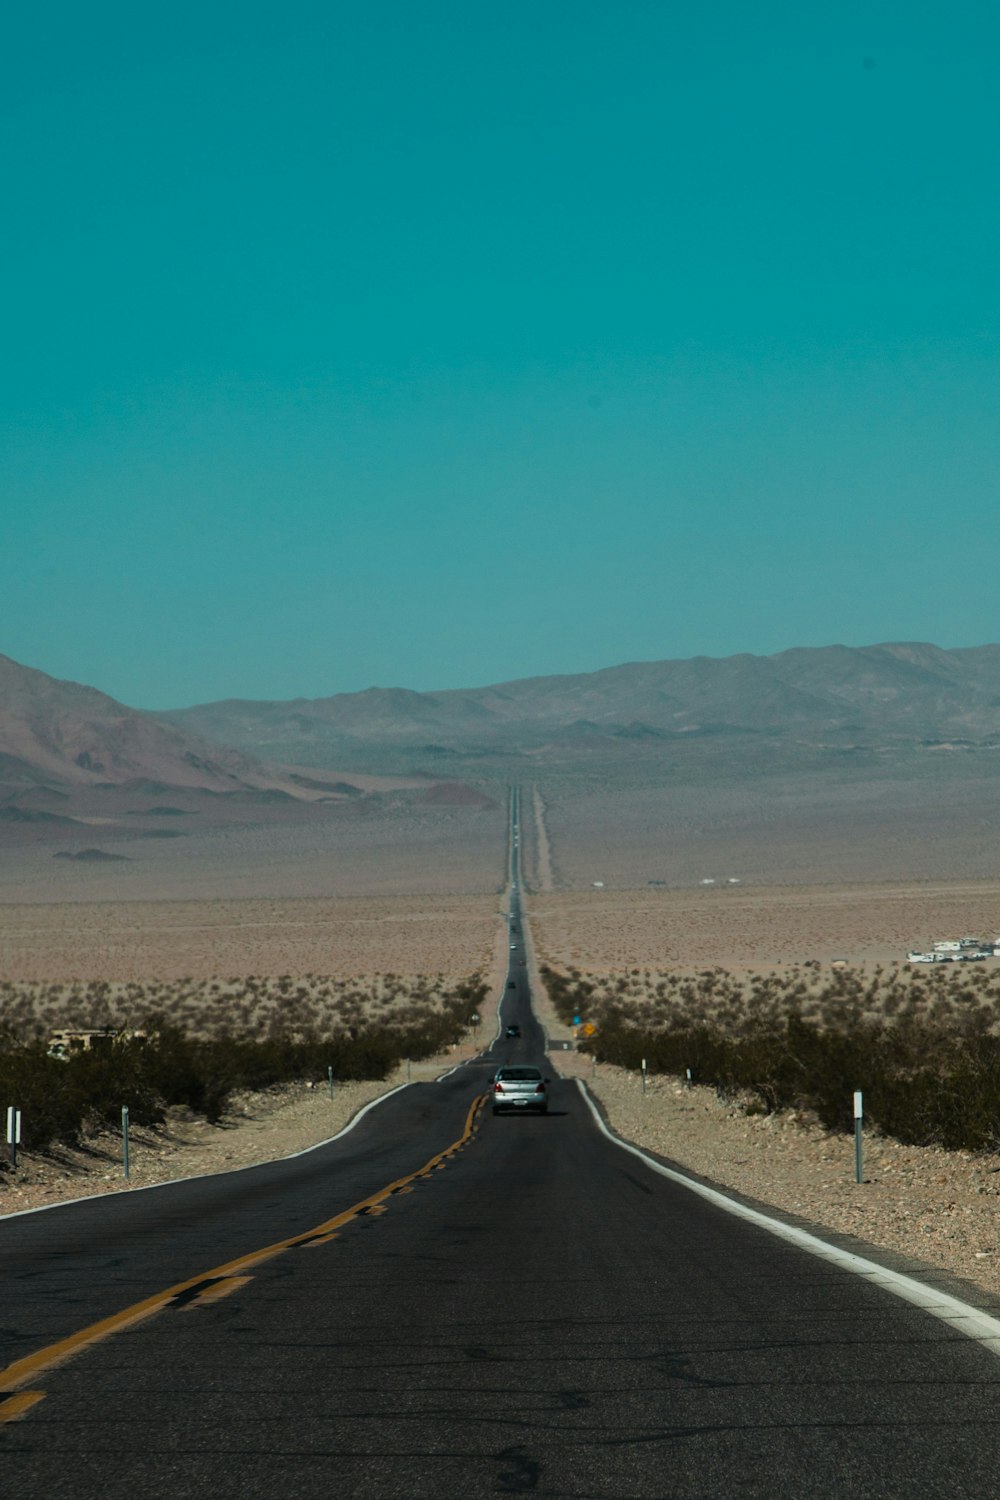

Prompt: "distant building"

[48,1027,146,1060]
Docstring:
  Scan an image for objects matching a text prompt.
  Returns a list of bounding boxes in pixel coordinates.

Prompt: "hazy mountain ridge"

[158,642,1000,767]
[5,641,1000,825]
[0,654,314,798]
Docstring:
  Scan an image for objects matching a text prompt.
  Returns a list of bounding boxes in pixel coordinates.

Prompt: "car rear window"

[498,1068,541,1081]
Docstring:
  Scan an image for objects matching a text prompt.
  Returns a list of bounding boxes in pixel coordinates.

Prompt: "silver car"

[492,1066,549,1115]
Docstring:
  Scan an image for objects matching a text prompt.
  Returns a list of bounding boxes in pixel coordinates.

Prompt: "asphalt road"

[4,803,1000,1495]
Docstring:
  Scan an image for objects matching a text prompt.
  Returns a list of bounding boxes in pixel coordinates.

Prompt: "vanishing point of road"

[3,793,1000,1497]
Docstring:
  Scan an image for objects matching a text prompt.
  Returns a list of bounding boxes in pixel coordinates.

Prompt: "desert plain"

[0,893,503,984]
[529,880,1000,972]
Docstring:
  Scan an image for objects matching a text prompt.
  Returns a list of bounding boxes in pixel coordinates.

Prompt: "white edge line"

[576,1078,1000,1360]
[0,1083,412,1224]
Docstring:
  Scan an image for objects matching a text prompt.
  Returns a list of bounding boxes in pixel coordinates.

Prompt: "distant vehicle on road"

[492,1065,548,1115]
[505,1023,521,1038]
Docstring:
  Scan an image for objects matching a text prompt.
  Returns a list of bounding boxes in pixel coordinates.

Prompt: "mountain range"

[157,641,1000,771]
[5,640,1000,810]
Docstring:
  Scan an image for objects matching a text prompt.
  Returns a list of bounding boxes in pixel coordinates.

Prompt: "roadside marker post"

[407,1058,412,1082]
[854,1091,863,1184]
[122,1106,130,1180]
[7,1107,21,1170]
[685,1067,692,1088]
[641,1058,647,1094]
[327,1066,334,1100]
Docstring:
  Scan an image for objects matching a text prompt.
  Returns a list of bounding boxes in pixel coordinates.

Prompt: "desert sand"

[0,894,503,982]
[536,767,1000,890]
[0,793,506,903]
[529,881,1000,970]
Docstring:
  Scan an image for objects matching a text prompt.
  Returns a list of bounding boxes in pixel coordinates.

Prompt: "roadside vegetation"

[0,973,487,1151]
[543,962,1000,1152]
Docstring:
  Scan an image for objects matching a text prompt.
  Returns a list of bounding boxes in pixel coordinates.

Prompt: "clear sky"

[2,2,998,708]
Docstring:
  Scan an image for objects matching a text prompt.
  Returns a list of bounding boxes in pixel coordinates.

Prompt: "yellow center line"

[0,1392,46,1425]
[182,1275,253,1309]
[0,1093,486,1398]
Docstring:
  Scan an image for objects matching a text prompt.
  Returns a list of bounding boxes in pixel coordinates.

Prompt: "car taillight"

[535,1083,546,1094]
[494,1082,504,1092]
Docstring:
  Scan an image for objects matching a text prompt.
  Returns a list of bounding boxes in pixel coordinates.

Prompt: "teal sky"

[2,2,998,708]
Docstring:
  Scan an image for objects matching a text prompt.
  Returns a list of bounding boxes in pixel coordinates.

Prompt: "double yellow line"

[0,1092,485,1424]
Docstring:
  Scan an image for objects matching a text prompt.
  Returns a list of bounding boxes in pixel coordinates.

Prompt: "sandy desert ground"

[0,795,506,903]
[529,881,1000,971]
[534,766,1000,890]
[0,893,504,983]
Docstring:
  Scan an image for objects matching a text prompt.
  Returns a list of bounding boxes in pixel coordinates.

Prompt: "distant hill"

[157,642,1000,770]
[0,654,311,798]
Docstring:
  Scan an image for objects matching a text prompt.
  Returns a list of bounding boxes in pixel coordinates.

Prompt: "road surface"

[3,792,1000,1495]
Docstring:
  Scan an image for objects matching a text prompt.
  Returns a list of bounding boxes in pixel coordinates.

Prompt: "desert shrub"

[68,1039,164,1130]
[0,1045,87,1149]
[0,973,487,1146]
[542,964,1000,1150]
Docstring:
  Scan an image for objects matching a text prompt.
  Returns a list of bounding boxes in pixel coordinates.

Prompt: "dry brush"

[543,962,1000,1152]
